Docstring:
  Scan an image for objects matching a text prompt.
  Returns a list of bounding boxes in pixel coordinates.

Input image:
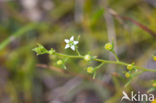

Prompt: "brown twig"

[36,64,114,91]
[108,8,156,38]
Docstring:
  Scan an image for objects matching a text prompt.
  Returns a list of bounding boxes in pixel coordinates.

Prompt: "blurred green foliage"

[0,0,156,103]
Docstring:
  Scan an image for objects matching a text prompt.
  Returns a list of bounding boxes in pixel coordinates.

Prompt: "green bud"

[32,44,48,55]
[49,48,55,55]
[104,43,113,51]
[125,72,131,78]
[153,82,156,88]
[57,60,63,65]
[127,64,133,71]
[84,54,91,61]
[87,67,94,74]
[153,56,156,61]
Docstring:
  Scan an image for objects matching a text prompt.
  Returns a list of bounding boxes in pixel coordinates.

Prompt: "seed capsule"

[84,55,91,61]
[104,43,113,51]
[87,67,94,74]
[125,72,131,78]
[57,60,63,65]
[127,64,133,71]
[153,83,156,88]
[153,56,156,61]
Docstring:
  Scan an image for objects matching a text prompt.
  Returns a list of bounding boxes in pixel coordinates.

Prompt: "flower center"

[69,41,74,46]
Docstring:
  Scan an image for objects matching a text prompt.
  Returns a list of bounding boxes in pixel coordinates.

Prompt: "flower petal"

[65,44,70,49]
[64,39,69,43]
[74,41,78,45]
[70,36,74,41]
[70,45,75,51]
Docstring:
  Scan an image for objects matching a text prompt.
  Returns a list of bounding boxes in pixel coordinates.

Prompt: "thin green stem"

[53,52,156,72]
[124,71,142,87]
[112,50,119,62]
[92,63,104,79]
[93,72,96,79]
[94,62,105,71]
[0,23,38,51]
[55,53,83,58]
[75,48,81,56]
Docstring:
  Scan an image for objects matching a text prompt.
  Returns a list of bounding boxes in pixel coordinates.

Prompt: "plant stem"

[75,48,81,56]
[94,62,105,71]
[55,53,83,58]
[54,52,156,72]
[0,23,38,51]
[112,50,119,62]
[124,71,142,87]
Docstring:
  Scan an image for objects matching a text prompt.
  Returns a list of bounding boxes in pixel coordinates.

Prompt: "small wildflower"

[153,56,156,61]
[64,36,79,51]
[104,43,113,51]
[87,67,94,74]
[125,72,131,78]
[57,60,63,65]
[84,54,91,61]
[153,82,156,88]
[127,64,133,71]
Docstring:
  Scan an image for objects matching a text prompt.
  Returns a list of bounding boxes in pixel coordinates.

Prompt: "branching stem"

[54,52,156,72]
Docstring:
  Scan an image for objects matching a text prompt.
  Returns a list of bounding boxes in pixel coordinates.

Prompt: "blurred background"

[0,0,156,103]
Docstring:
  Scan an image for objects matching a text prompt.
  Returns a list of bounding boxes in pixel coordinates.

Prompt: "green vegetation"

[0,0,156,103]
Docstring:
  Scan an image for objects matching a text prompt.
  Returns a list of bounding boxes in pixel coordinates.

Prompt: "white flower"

[64,36,79,51]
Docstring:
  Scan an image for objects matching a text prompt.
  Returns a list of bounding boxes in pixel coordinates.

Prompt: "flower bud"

[125,72,131,78]
[87,67,94,74]
[104,43,113,51]
[153,82,156,88]
[49,48,55,55]
[153,56,156,61]
[57,60,63,65]
[84,55,91,61]
[127,64,133,71]
[32,43,48,55]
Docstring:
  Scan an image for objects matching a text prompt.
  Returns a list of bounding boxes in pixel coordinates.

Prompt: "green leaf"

[49,48,55,55]
[32,43,48,55]
[90,8,105,26]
